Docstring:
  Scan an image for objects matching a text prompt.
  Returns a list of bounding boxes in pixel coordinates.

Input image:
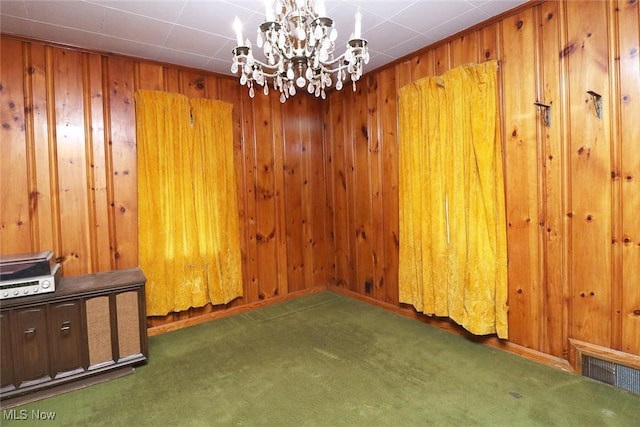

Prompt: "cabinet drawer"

[49,301,86,378]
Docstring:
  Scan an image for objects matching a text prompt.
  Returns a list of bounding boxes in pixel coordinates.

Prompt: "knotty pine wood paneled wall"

[325,0,640,360]
[0,36,334,327]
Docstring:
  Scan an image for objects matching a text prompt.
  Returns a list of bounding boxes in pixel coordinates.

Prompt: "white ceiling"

[0,0,528,76]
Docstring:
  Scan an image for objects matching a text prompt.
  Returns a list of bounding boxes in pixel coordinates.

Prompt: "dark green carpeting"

[3,291,639,426]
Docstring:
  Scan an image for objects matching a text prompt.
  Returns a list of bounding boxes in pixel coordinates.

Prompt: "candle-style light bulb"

[233,17,244,46]
[354,9,362,39]
[264,0,275,21]
[315,0,326,17]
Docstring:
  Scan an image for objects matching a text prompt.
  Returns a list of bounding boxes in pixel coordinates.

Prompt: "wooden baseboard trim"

[484,338,573,372]
[327,284,574,373]
[147,285,328,337]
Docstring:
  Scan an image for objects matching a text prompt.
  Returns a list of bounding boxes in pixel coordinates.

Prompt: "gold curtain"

[135,90,243,316]
[398,60,508,338]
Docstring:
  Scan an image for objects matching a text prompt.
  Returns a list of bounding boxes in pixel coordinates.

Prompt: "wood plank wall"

[0,37,333,328]
[324,0,640,360]
[1,0,638,363]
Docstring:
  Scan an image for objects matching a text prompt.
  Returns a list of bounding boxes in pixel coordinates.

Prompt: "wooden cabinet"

[0,268,148,408]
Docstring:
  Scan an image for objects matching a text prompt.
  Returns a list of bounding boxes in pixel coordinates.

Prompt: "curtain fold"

[398,60,508,338]
[135,91,243,316]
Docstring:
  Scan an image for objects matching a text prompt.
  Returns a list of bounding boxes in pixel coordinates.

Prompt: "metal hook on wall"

[534,101,551,128]
[587,90,602,120]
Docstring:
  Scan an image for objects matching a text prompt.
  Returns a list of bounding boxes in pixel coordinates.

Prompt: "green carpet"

[3,291,639,426]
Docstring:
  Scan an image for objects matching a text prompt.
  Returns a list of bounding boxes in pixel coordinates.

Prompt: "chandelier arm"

[317,54,347,67]
[244,58,291,78]
[319,66,347,75]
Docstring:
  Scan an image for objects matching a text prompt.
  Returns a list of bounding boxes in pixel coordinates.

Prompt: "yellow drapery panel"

[135,90,243,316]
[398,60,508,338]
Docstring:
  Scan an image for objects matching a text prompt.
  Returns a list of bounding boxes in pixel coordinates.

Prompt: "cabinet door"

[0,311,16,393]
[13,306,51,387]
[49,301,86,378]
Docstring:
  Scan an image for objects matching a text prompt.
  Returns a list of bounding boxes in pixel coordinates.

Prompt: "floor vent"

[582,354,640,395]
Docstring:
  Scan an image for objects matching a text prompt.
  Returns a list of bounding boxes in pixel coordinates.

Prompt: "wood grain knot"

[634,309,640,316]
[560,43,576,58]
[361,125,368,139]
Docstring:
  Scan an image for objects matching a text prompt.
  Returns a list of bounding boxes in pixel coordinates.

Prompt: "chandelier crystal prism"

[231,0,369,103]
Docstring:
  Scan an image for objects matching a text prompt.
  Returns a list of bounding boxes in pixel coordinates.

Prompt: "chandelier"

[231,0,369,103]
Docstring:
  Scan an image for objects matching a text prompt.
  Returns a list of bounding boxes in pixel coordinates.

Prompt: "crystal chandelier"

[231,0,369,103]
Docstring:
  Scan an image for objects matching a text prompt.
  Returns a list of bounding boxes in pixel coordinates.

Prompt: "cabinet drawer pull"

[60,321,71,332]
[24,327,36,336]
